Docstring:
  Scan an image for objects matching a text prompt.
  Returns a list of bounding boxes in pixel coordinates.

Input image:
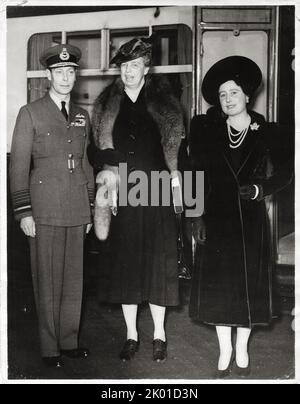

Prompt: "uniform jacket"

[189,110,294,326]
[10,93,94,226]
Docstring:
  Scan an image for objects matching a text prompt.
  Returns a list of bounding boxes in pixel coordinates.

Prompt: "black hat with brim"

[110,36,153,66]
[202,56,262,106]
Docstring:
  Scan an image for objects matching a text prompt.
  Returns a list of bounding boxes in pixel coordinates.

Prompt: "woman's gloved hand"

[239,184,262,201]
[192,216,206,245]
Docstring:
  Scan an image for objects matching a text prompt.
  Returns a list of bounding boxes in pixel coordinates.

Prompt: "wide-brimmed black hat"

[40,44,81,69]
[110,36,153,66]
[202,56,262,106]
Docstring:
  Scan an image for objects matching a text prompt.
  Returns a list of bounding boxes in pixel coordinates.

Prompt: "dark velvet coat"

[189,110,293,327]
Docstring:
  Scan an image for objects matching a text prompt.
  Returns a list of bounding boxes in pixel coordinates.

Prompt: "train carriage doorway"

[194,5,295,309]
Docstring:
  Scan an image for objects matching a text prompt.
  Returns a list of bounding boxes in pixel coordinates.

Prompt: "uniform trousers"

[29,224,86,357]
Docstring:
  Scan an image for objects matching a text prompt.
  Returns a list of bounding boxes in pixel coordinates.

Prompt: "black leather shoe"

[234,361,251,377]
[42,356,63,368]
[119,339,139,361]
[214,351,235,379]
[61,347,90,359]
[153,339,167,362]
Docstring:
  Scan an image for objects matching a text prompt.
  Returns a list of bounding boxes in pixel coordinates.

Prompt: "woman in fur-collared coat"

[88,37,185,362]
[189,56,294,377]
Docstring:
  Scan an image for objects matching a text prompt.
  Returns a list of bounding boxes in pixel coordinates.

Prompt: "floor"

[6,233,295,382]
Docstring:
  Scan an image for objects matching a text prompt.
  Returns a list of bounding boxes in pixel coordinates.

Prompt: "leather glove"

[171,175,183,214]
[239,184,261,201]
[192,216,206,245]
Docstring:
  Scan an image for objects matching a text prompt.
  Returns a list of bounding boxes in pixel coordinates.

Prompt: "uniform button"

[68,153,73,158]
[67,125,70,129]
[69,169,74,173]
[39,180,43,184]
[130,134,136,140]
[47,132,50,136]
[68,139,72,143]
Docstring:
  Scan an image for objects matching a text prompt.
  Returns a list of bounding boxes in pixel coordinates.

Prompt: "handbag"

[172,177,192,280]
[176,213,192,280]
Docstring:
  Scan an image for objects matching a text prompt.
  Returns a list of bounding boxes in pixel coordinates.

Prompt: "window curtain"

[28,33,54,102]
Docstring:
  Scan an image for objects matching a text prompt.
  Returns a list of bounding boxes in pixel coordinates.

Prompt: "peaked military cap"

[202,56,262,106]
[40,44,81,69]
[110,36,153,66]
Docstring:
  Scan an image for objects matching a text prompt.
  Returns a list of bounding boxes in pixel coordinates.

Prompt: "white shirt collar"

[49,90,70,113]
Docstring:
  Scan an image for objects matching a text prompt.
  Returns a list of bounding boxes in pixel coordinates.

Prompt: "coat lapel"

[69,101,80,124]
[236,117,263,177]
[220,115,263,180]
[219,121,238,180]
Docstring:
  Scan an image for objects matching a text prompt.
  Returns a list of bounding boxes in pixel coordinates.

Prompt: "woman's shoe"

[119,339,139,361]
[234,361,251,377]
[214,351,234,379]
[153,339,167,362]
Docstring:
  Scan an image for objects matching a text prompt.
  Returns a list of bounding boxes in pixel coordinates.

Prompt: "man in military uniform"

[10,44,95,368]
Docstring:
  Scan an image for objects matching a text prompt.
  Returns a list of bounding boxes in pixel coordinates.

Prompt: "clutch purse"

[172,176,192,280]
[176,213,192,280]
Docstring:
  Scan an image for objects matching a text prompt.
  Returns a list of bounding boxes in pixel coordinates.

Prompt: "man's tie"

[61,101,68,121]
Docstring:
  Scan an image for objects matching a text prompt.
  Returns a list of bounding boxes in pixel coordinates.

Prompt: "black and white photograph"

[0,0,298,386]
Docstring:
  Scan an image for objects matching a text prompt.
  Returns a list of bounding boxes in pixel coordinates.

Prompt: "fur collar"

[92,75,185,172]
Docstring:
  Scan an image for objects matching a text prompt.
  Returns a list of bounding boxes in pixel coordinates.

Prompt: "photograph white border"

[1,0,299,385]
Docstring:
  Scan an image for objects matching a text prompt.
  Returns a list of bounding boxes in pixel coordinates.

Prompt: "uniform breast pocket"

[72,129,87,156]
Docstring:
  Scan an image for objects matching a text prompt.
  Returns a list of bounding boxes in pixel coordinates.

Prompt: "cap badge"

[59,48,70,61]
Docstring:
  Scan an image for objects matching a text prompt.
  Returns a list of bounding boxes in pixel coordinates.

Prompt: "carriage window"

[28,32,61,71]
[201,30,268,117]
[27,24,193,126]
[110,25,192,66]
[28,31,103,71]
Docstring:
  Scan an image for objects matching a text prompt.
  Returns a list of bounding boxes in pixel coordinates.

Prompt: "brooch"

[250,122,260,131]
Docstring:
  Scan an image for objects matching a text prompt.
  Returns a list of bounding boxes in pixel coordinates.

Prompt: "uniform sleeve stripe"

[14,205,32,213]
[11,188,31,212]
[12,189,30,196]
[88,188,95,203]
[12,196,31,205]
[13,203,31,211]
[13,195,31,202]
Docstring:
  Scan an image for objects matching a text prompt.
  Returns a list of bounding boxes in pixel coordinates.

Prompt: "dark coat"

[10,94,94,226]
[89,78,185,306]
[189,110,294,327]
[91,75,185,172]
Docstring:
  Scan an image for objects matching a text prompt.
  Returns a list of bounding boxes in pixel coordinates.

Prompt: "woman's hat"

[110,36,153,66]
[202,56,262,105]
[40,44,81,69]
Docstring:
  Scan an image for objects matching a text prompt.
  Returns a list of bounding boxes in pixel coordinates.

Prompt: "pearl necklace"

[227,118,251,149]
